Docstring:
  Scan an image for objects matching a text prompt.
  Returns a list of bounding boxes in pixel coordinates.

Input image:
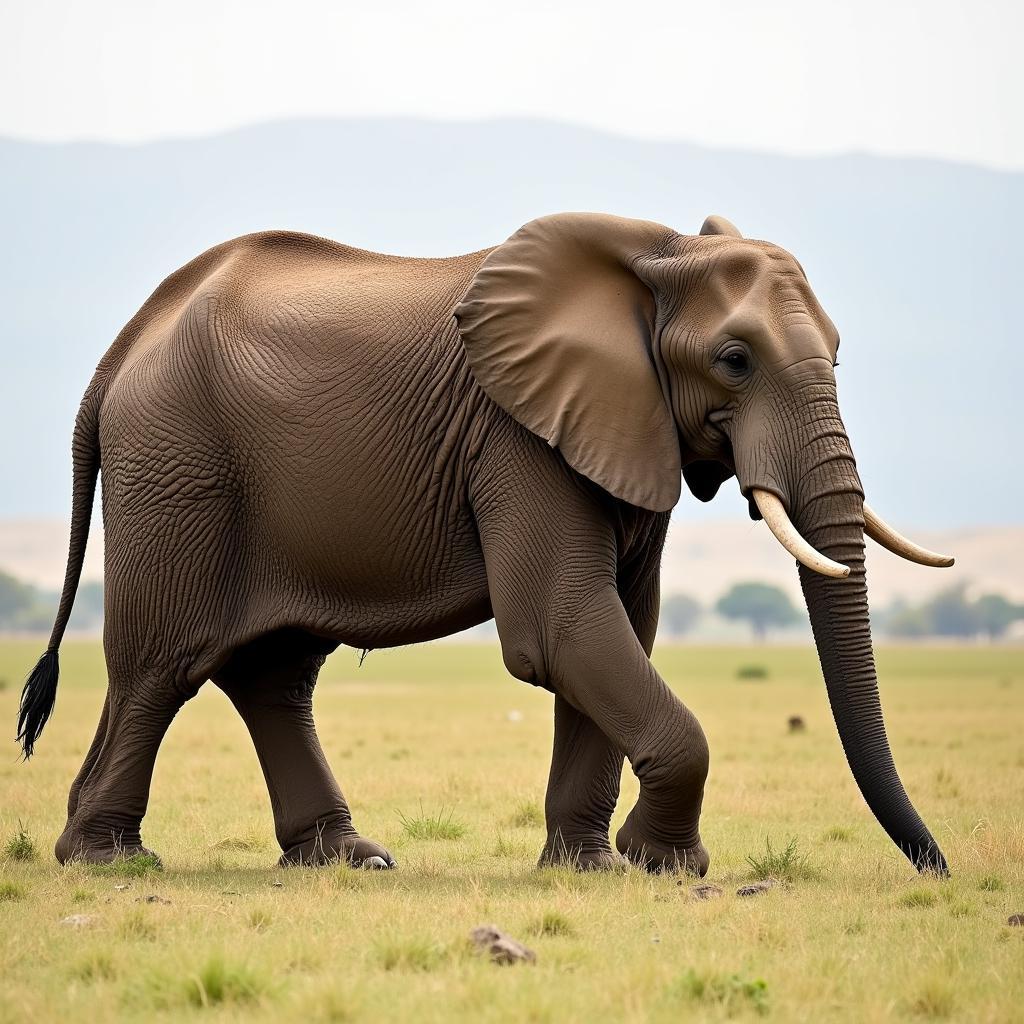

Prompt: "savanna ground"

[0,640,1021,1022]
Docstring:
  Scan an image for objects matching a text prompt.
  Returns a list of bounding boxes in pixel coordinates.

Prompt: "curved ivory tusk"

[863,503,955,568]
[752,489,851,578]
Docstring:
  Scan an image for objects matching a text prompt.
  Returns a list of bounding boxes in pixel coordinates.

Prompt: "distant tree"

[716,582,798,640]
[659,593,702,638]
[973,593,1023,640]
[68,580,104,631]
[884,604,931,638]
[0,570,36,628]
[925,585,979,639]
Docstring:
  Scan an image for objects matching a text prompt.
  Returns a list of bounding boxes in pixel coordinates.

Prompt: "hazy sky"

[2,0,1020,168]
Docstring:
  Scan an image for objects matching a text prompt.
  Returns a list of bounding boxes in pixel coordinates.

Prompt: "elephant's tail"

[17,384,103,758]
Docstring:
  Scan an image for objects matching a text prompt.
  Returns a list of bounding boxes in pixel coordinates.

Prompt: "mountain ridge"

[2,116,1019,527]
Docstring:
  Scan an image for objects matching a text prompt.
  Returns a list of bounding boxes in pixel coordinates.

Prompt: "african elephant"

[19,212,954,875]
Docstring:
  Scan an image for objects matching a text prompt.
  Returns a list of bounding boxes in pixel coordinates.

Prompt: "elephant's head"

[455,212,954,874]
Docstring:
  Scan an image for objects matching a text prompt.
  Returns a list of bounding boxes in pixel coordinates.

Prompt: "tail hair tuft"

[17,649,60,758]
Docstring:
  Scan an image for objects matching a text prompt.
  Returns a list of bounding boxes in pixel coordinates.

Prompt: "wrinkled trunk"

[750,376,947,874]
[793,395,946,873]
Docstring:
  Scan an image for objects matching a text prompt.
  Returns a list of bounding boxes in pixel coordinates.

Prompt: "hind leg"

[215,631,396,869]
[67,694,108,818]
[56,673,187,865]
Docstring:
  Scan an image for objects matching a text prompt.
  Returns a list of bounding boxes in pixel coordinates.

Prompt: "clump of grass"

[508,799,544,828]
[92,852,162,877]
[374,936,448,972]
[0,880,26,902]
[745,836,812,882]
[71,950,117,983]
[898,887,939,909]
[4,823,37,861]
[397,806,467,841]
[493,833,531,859]
[119,909,156,940]
[736,664,769,680]
[138,955,273,1008]
[670,968,769,1016]
[529,910,574,937]
[978,874,1004,892]
[71,888,95,903]
[934,768,959,797]
[186,955,272,1007]
[248,907,272,932]
[821,825,853,843]
[909,976,956,1018]
[212,832,267,852]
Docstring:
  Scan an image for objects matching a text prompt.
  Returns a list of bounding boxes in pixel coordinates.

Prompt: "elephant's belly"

[272,510,494,649]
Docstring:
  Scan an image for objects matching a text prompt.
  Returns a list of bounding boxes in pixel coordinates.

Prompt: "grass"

[745,835,815,882]
[4,823,37,862]
[0,640,1021,1022]
[90,852,163,877]
[397,805,468,841]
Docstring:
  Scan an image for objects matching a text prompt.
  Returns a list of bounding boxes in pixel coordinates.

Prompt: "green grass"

[397,805,468,840]
[4,823,38,862]
[0,640,1022,1021]
[745,835,815,882]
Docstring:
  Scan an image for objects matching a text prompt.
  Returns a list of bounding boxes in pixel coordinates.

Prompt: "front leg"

[539,695,625,870]
[539,554,664,870]
[478,481,710,876]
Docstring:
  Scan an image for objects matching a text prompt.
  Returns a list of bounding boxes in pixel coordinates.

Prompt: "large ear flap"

[699,214,742,237]
[454,213,681,512]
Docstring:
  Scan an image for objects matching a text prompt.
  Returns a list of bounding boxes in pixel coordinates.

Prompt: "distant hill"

[4,518,1020,609]
[1,117,1020,527]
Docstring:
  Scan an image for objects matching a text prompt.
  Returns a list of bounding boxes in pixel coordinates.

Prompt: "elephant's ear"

[454,213,681,512]
[699,214,742,237]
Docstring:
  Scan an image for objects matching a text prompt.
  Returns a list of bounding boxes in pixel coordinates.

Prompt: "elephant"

[18,212,955,876]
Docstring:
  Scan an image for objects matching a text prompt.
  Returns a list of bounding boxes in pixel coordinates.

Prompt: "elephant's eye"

[720,350,749,374]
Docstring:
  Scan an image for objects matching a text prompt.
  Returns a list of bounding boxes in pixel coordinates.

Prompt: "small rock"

[139,894,170,904]
[689,883,724,900]
[113,884,131,892]
[270,880,284,888]
[736,879,776,898]
[221,890,243,896]
[61,914,95,928]
[470,924,536,965]
[788,716,806,733]
[1008,913,1024,926]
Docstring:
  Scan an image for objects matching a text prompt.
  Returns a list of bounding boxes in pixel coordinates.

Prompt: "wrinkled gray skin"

[20,212,947,876]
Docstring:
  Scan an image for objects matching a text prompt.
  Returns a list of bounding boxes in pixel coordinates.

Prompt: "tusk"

[863,503,955,568]
[752,489,851,578]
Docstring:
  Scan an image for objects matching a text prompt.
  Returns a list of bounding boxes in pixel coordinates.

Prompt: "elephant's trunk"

[783,389,947,874]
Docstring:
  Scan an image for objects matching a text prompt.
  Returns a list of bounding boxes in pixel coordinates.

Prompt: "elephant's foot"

[538,832,627,872]
[279,827,397,869]
[615,808,709,876]
[55,821,161,867]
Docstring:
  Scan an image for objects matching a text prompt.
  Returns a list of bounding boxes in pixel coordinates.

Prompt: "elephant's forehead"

[708,249,839,368]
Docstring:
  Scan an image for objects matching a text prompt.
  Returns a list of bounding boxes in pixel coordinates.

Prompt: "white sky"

[1,0,1021,168]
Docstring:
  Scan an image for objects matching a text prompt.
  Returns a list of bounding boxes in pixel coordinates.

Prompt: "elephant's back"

[96,229,497,624]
